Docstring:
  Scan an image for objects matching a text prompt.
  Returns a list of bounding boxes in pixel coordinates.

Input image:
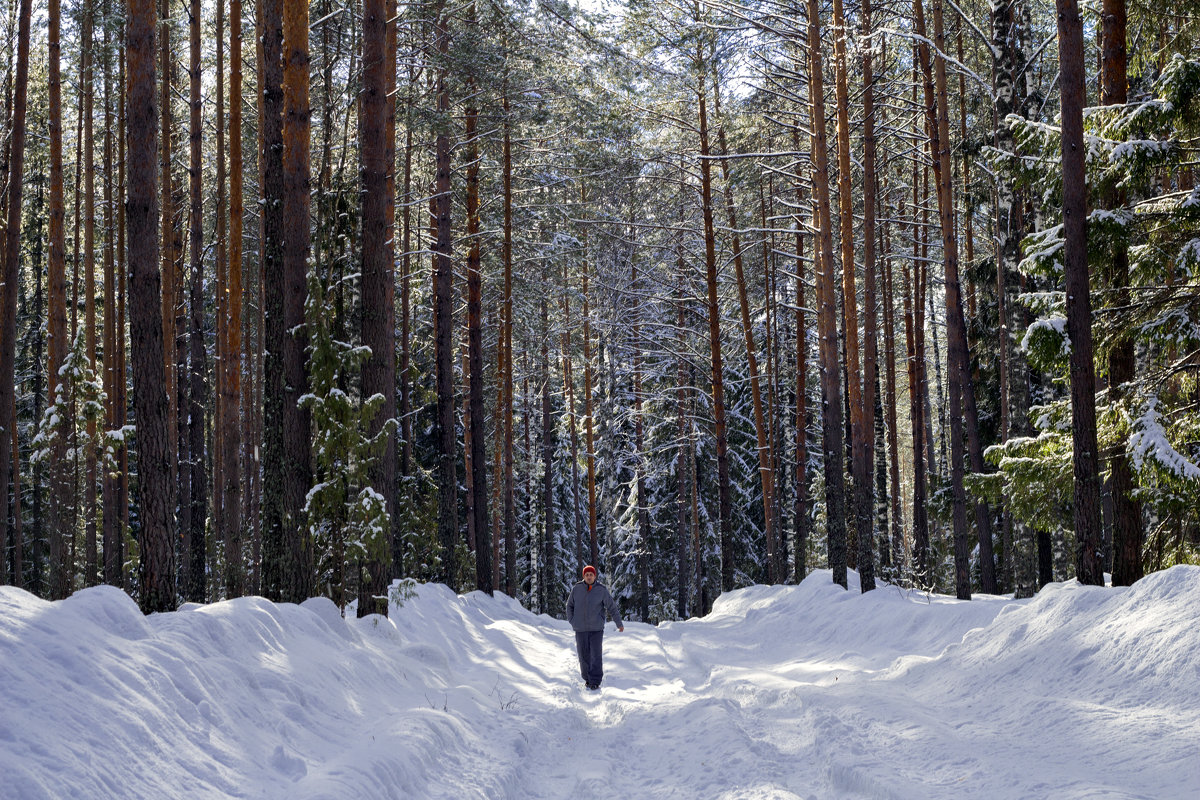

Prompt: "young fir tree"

[985,55,1200,573]
[302,274,396,613]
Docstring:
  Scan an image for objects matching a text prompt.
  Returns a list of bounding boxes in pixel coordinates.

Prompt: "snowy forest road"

[397,573,1198,800]
[3,569,1198,799]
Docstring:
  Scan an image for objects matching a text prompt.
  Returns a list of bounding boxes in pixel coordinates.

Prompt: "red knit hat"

[582,565,597,578]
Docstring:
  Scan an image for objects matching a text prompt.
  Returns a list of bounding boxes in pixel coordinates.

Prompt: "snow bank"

[0,586,530,799]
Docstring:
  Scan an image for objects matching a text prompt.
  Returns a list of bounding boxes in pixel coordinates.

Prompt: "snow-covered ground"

[2,567,1198,799]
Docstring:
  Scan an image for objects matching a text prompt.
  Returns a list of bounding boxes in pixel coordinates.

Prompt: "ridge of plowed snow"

[2,567,1197,799]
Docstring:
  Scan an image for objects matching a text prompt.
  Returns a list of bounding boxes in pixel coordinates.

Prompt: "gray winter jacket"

[566,581,624,632]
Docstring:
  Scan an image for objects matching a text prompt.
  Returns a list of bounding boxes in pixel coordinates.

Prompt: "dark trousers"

[575,630,604,686]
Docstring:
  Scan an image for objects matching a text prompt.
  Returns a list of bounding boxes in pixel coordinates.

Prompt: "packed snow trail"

[2,569,1199,799]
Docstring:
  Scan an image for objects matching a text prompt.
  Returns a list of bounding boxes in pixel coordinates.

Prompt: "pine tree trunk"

[760,179,782,576]
[957,26,976,320]
[675,266,691,616]
[185,0,208,603]
[690,378,705,611]
[517,361,529,598]
[127,0,177,612]
[186,237,207,604]
[631,240,650,620]
[251,213,263,596]
[791,123,809,585]
[281,0,314,601]
[224,0,246,598]
[936,0,986,597]
[57,4,79,582]
[260,0,286,601]
[28,199,44,590]
[902,252,930,583]
[214,0,229,597]
[996,221,1012,587]
[7,400,19,586]
[696,47,736,593]
[913,0,972,599]
[215,0,233,598]
[117,47,131,586]
[489,195,503,589]
[858,0,880,592]
[805,0,848,589]
[992,0,1027,593]
[244,63,261,596]
[540,278,556,613]
[46,0,70,593]
[102,12,120,589]
[1055,0,1104,585]
[561,262,583,578]
[711,73,777,583]
[916,162,938,486]
[832,0,867,591]
[1102,0,1142,587]
[383,0,399,583]
[948,8,997,595]
[463,338,475,557]
[1038,528,1054,588]
[873,375,889,567]
[158,0,179,580]
[359,0,395,614]
[882,217,904,572]
[84,0,99,588]
[498,100,514,591]
[399,84,414,487]
[581,186,598,569]
[431,0,458,589]
[464,0,490,595]
[171,54,189,602]
[927,281,946,483]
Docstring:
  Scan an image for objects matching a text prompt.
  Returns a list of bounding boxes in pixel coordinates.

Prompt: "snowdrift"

[1,567,1197,799]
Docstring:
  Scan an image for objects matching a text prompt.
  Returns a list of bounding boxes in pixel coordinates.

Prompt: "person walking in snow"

[566,565,624,691]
